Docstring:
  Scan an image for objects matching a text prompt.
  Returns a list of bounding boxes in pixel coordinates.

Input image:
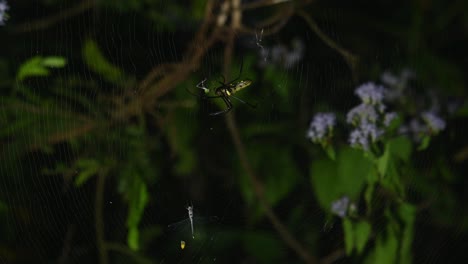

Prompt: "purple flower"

[331,196,350,218]
[0,0,8,25]
[421,111,446,133]
[355,82,387,105]
[384,112,398,127]
[349,121,383,150]
[306,112,336,143]
[346,104,378,125]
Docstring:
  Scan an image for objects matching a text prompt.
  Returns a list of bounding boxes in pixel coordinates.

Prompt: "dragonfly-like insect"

[167,203,218,239]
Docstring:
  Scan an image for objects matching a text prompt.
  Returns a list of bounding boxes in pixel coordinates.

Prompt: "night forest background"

[1,0,468,263]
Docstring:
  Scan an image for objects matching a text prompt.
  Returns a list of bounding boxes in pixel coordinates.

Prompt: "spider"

[186,59,256,116]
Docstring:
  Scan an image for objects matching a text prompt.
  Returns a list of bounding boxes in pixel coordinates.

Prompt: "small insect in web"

[256,28,268,62]
[167,203,219,239]
[186,58,257,116]
[180,240,186,250]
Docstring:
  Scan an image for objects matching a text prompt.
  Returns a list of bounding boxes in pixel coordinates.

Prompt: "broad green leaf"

[127,226,140,251]
[126,178,148,250]
[343,218,354,255]
[82,39,126,85]
[388,136,412,162]
[377,145,391,177]
[354,220,372,254]
[311,147,371,209]
[370,232,398,264]
[364,183,375,212]
[17,57,49,81]
[42,56,67,68]
[343,219,372,255]
[16,56,67,81]
[310,159,338,209]
[398,203,416,264]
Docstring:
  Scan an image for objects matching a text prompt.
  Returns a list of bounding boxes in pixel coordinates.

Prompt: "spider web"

[1,1,467,264]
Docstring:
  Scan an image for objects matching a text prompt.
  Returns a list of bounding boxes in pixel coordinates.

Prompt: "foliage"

[0,0,467,263]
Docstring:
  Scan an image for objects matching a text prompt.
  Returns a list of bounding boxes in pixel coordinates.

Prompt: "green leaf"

[388,136,412,162]
[398,203,416,264]
[323,144,336,160]
[42,56,67,68]
[17,57,49,81]
[354,220,372,254]
[82,39,126,85]
[74,159,100,187]
[16,56,67,81]
[343,218,354,255]
[127,226,140,251]
[311,147,371,209]
[377,145,391,177]
[126,177,149,250]
[417,136,431,151]
[343,219,372,255]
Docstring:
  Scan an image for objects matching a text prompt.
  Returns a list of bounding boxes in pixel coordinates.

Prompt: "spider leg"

[209,97,233,116]
[230,56,244,83]
[231,95,257,109]
[196,78,209,93]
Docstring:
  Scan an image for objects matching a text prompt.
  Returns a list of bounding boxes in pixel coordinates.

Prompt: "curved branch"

[225,114,318,264]
[223,1,317,263]
[297,10,359,82]
[12,0,95,33]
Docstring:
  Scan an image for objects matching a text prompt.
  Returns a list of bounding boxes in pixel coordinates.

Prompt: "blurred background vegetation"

[1,0,468,263]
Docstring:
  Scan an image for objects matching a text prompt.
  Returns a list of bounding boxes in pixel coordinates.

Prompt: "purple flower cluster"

[306,112,336,143]
[421,111,446,133]
[399,110,446,141]
[0,0,8,25]
[349,122,384,150]
[346,82,390,150]
[331,196,350,218]
[307,70,448,153]
[380,68,414,101]
[346,104,379,125]
[355,82,387,105]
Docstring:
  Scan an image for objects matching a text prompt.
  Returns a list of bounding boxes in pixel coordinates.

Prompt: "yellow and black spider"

[187,60,256,116]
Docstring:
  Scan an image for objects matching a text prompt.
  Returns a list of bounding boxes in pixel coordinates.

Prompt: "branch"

[12,0,95,33]
[223,1,317,263]
[297,10,359,82]
[95,172,108,264]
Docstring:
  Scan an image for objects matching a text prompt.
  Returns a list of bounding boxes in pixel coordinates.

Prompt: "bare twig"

[320,248,346,264]
[239,4,294,36]
[12,0,95,33]
[57,224,76,264]
[297,10,359,82]
[95,172,108,264]
[241,0,297,10]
